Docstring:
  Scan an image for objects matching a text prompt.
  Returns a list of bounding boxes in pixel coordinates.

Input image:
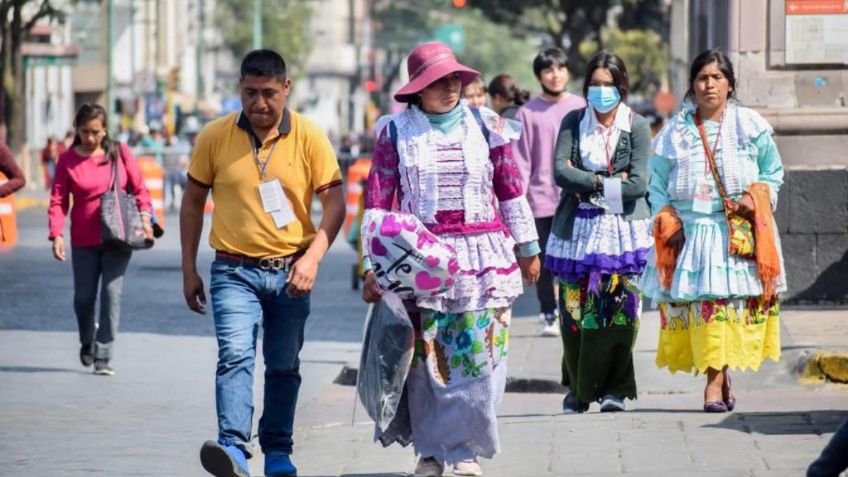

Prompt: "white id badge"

[603,178,624,214]
[259,179,284,212]
[692,179,715,214]
[258,178,295,228]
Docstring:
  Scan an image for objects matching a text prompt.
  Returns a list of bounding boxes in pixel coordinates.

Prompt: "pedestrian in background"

[139,125,165,165]
[40,136,64,189]
[462,75,487,108]
[48,103,154,376]
[180,49,345,477]
[487,74,529,120]
[361,41,540,477]
[163,133,190,211]
[0,139,26,197]
[638,48,786,412]
[513,47,586,337]
[62,130,74,149]
[545,51,653,413]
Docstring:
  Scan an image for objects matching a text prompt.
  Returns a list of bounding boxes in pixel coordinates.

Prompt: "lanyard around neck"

[694,109,725,170]
[694,109,729,199]
[601,125,615,174]
[251,134,280,180]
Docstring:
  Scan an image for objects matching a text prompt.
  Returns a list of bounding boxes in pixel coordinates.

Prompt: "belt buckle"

[259,256,287,271]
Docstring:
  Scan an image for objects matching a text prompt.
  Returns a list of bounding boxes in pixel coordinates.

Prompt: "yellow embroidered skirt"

[656,297,780,374]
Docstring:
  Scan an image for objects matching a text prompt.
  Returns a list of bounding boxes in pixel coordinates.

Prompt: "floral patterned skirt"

[376,305,511,462]
[656,297,781,374]
[559,275,641,403]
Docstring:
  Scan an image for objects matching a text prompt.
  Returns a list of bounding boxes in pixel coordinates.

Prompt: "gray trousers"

[71,245,132,361]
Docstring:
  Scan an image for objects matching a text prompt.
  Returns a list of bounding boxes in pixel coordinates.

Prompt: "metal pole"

[253,0,262,50]
[196,0,205,100]
[130,0,135,88]
[106,0,115,132]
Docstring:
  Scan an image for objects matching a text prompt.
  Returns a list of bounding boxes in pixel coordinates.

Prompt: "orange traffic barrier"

[136,156,165,228]
[343,157,372,236]
[0,172,18,249]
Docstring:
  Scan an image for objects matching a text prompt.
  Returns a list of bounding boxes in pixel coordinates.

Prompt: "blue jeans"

[209,259,310,456]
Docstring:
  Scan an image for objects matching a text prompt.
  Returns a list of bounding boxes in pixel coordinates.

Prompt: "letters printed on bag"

[363,211,458,297]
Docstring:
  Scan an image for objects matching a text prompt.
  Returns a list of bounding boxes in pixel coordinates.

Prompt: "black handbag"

[99,147,153,251]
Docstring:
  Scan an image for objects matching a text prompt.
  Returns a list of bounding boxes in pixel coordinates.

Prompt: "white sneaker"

[540,321,560,337]
[540,312,560,337]
[453,458,482,476]
[415,457,445,476]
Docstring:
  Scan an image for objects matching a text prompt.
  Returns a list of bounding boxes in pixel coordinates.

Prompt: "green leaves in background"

[216,0,313,80]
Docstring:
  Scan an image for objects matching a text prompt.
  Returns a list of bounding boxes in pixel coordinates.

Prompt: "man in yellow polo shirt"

[180,49,344,477]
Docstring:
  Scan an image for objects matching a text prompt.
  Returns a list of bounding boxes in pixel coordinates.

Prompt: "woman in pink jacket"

[48,103,153,376]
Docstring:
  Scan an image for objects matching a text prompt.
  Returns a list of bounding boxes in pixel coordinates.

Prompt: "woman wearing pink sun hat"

[360,41,541,476]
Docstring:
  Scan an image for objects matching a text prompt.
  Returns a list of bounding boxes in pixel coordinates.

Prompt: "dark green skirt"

[558,275,640,403]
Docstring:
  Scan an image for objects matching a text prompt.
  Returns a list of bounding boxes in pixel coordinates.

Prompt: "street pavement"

[1,203,847,477]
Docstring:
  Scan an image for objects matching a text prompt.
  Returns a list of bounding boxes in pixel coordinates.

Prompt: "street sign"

[653,91,677,114]
[435,24,465,53]
[785,0,848,14]
[785,0,848,64]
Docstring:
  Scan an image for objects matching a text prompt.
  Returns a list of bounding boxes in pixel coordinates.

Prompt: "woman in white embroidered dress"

[361,42,540,477]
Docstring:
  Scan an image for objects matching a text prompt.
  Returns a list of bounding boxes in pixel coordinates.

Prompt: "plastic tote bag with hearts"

[356,291,414,430]
[362,210,458,297]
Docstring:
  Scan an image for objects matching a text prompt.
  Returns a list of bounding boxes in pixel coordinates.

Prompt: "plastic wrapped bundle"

[357,292,415,430]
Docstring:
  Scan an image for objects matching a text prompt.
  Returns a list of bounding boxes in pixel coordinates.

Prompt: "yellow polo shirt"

[188,109,342,257]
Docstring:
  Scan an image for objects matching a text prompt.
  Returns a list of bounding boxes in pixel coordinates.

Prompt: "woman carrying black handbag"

[48,103,154,376]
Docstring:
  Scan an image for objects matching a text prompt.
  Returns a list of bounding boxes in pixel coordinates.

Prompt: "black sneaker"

[79,343,95,367]
[93,360,114,376]
[562,392,589,414]
[599,394,626,412]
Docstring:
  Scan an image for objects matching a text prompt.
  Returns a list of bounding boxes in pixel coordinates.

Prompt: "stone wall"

[776,166,848,303]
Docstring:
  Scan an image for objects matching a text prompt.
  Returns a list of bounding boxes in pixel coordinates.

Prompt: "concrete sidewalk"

[286,309,848,477]
[0,309,845,476]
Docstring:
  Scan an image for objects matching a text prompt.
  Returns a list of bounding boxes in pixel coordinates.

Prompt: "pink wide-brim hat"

[394,42,480,103]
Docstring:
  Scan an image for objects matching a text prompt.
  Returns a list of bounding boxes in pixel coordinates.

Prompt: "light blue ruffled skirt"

[638,211,787,302]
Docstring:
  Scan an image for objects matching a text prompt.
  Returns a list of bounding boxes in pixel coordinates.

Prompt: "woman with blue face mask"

[545,50,653,413]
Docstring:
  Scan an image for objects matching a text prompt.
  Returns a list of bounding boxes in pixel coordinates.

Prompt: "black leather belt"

[215,250,304,271]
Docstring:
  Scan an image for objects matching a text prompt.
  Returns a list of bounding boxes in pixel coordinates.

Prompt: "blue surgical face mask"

[587,86,621,113]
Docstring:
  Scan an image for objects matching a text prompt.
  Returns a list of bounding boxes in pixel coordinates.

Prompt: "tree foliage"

[580,28,668,102]
[0,0,66,152]
[453,9,539,95]
[466,0,614,75]
[371,0,538,110]
[466,0,670,88]
[216,0,313,79]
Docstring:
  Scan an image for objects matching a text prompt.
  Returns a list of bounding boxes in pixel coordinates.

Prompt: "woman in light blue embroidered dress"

[638,49,786,413]
[544,51,653,414]
[360,42,540,477]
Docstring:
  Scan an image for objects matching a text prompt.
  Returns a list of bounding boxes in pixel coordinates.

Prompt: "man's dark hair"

[685,48,737,102]
[240,49,287,82]
[533,47,569,78]
[582,50,630,102]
